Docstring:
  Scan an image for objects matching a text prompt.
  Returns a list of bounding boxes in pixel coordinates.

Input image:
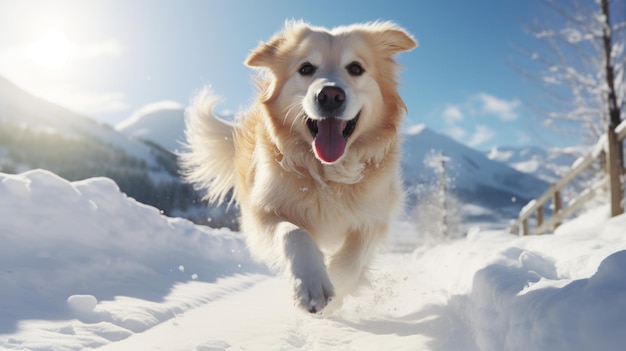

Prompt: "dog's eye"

[298,63,316,76]
[347,62,365,76]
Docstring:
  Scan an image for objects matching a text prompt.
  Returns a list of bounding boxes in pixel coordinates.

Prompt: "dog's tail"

[179,87,236,205]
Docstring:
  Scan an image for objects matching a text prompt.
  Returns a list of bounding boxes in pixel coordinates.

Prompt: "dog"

[181,21,416,313]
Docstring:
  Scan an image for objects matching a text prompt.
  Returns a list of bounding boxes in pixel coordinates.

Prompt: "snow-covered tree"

[412,150,463,244]
[516,0,625,151]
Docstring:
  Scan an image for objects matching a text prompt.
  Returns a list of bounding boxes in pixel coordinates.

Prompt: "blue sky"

[0,0,564,150]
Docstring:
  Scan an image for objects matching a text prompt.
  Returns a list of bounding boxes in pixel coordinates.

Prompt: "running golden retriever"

[181,21,416,313]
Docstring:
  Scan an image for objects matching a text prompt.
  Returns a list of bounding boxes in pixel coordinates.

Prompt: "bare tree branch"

[514,0,625,148]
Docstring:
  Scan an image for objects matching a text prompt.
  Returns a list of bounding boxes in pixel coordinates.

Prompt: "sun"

[26,30,73,70]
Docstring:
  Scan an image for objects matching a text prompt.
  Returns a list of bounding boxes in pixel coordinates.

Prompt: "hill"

[0,76,216,225]
[116,101,187,153]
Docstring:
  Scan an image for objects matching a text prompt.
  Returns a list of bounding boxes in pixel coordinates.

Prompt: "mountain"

[0,77,164,168]
[0,75,221,226]
[116,101,187,153]
[0,75,549,230]
[402,125,550,224]
[112,100,552,227]
[117,109,550,227]
[116,101,235,154]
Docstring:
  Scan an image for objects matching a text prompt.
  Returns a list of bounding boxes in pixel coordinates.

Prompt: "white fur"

[181,21,415,314]
[179,87,236,204]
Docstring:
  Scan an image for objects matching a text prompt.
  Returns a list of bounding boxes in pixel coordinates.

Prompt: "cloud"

[435,93,522,148]
[442,104,466,140]
[475,93,520,121]
[443,105,464,124]
[468,125,495,147]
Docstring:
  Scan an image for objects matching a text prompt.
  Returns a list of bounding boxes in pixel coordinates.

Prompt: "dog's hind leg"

[326,227,384,307]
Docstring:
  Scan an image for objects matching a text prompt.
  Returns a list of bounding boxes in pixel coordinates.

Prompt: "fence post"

[553,190,562,230]
[511,221,519,235]
[522,218,528,236]
[537,206,544,228]
[607,129,624,217]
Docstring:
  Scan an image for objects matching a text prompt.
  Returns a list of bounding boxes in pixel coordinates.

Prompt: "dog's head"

[246,21,416,165]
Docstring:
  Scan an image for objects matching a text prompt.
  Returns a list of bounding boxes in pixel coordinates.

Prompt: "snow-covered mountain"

[0,75,212,224]
[0,75,549,228]
[112,101,552,226]
[487,145,584,183]
[0,76,165,168]
[116,101,187,153]
[116,101,236,154]
[402,125,549,223]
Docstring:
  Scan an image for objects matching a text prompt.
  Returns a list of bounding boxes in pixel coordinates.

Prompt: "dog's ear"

[381,29,418,54]
[246,20,310,68]
[245,35,284,68]
[369,22,417,55]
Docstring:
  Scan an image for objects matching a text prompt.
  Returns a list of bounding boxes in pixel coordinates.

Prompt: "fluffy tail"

[179,87,236,205]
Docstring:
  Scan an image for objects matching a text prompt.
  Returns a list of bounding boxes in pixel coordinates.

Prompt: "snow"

[116,101,186,153]
[2,169,626,351]
[404,123,427,135]
[66,295,98,314]
[116,101,237,154]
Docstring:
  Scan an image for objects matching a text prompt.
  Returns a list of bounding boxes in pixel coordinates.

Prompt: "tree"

[412,150,463,244]
[515,0,625,158]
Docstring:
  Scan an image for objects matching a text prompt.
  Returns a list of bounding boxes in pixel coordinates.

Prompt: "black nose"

[316,86,345,114]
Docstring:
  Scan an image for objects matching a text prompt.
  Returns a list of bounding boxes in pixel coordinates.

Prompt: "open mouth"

[306,113,360,139]
[305,112,360,164]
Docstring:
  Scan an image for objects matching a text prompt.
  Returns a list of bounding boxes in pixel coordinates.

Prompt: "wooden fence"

[511,121,626,235]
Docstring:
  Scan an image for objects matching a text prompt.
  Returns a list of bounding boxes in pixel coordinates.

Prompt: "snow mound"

[467,248,626,351]
[0,169,266,341]
[67,295,98,314]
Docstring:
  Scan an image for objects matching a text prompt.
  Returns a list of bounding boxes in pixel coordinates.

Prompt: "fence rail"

[511,122,626,236]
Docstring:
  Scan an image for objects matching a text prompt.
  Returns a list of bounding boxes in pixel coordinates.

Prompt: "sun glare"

[26,30,73,70]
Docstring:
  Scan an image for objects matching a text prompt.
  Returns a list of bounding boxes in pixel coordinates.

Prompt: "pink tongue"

[313,118,347,163]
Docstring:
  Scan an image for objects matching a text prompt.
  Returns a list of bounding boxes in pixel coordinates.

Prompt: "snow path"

[97,209,626,351]
[2,170,626,351]
[98,261,458,351]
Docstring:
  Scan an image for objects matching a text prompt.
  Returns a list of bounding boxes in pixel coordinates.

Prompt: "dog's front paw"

[291,269,335,313]
[281,226,335,313]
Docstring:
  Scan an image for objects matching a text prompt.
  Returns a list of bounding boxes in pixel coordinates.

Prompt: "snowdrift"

[1,169,626,351]
[0,170,265,341]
